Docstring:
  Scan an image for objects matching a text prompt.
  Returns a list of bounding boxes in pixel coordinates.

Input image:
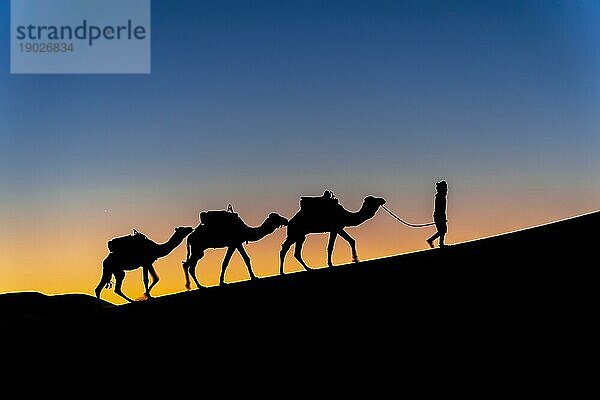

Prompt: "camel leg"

[236,245,257,281]
[189,260,203,290]
[294,236,312,271]
[183,250,204,290]
[219,247,236,286]
[182,241,192,289]
[146,265,160,297]
[280,237,294,275]
[338,229,359,263]
[113,270,134,303]
[327,231,338,268]
[182,260,192,290]
[95,259,113,299]
[142,266,150,296]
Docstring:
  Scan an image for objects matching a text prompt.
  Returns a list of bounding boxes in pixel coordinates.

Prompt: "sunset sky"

[1,0,599,304]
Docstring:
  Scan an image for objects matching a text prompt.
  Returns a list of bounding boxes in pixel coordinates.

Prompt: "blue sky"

[2,1,598,185]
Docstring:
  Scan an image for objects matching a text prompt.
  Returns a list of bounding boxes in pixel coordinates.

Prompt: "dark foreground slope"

[3,211,597,363]
[0,292,112,327]
[2,215,595,397]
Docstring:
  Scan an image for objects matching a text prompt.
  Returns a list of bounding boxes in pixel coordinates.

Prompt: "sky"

[1,0,599,304]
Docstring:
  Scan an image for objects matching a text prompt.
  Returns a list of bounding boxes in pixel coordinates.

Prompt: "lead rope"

[381,204,436,228]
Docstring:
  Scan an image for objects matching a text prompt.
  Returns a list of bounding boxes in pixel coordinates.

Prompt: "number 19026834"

[20,42,74,52]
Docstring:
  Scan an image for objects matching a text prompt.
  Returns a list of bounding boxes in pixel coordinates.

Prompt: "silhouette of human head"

[436,181,448,195]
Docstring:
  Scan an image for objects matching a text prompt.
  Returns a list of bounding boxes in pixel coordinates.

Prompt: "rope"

[381,204,436,228]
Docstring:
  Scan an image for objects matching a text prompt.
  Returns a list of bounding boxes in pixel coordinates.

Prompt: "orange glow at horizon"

[1,188,598,305]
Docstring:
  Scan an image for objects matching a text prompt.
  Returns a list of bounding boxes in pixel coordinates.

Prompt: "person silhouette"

[427,181,448,248]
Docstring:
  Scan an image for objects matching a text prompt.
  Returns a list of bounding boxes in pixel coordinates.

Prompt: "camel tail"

[95,262,113,299]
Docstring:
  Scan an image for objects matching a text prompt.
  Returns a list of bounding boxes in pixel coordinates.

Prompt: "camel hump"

[200,210,244,229]
[108,230,152,254]
[300,196,340,212]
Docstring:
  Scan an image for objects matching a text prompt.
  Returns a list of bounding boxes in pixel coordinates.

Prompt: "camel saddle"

[200,210,244,229]
[108,230,152,254]
[300,195,340,213]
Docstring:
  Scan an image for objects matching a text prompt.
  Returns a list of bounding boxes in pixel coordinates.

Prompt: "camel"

[182,212,288,289]
[280,195,386,273]
[95,226,193,302]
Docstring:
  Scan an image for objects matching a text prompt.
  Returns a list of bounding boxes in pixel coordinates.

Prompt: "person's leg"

[438,222,447,248]
[427,232,440,248]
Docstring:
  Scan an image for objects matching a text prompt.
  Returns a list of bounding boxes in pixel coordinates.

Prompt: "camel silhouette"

[95,226,193,302]
[280,195,386,273]
[182,213,288,289]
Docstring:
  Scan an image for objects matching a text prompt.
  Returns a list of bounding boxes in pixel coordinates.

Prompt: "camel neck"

[345,203,377,227]
[155,233,185,257]
[245,220,277,242]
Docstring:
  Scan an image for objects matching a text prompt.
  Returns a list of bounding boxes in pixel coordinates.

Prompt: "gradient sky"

[1,0,599,304]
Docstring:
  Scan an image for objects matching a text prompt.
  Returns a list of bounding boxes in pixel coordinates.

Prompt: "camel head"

[266,213,289,228]
[363,195,386,209]
[175,226,194,237]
